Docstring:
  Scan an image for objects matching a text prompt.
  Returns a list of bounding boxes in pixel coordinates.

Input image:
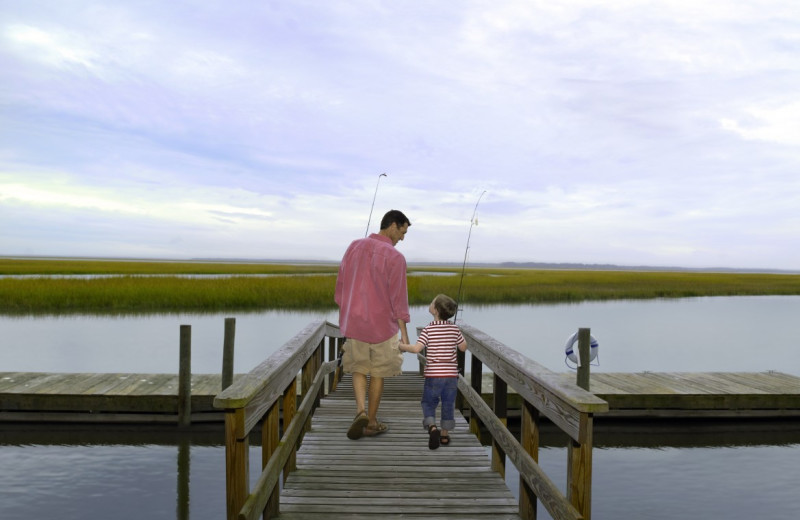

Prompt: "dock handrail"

[419,323,609,520]
[213,319,344,520]
[217,318,606,520]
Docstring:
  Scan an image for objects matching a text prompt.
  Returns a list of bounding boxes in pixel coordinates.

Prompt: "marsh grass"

[0,275,338,313]
[415,268,800,304]
[0,258,339,275]
[1,259,799,314]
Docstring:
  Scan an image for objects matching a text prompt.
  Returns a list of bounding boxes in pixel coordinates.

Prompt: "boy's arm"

[399,341,424,354]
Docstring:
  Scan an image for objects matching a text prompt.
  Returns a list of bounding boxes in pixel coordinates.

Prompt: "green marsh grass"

[1,258,799,314]
[0,275,338,314]
[0,258,339,276]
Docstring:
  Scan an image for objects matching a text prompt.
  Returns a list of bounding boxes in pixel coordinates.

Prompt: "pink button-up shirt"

[335,233,410,343]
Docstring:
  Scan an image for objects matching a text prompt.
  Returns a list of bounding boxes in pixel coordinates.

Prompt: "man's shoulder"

[342,236,405,268]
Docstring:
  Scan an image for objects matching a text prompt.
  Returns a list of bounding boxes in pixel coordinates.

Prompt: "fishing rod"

[455,190,486,323]
[365,173,387,237]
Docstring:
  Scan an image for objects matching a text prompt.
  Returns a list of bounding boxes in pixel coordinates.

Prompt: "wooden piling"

[576,328,591,391]
[178,325,191,427]
[222,317,235,391]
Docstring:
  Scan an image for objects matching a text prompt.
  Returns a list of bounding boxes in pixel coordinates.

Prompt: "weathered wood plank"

[2,370,799,421]
[275,515,522,520]
[31,372,105,394]
[714,372,800,394]
[0,372,227,414]
[0,373,44,391]
[579,372,800,412]
[3,373,63,393]
[274,374,522,520]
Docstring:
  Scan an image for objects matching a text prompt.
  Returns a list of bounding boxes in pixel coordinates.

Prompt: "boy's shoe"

[428,424,440,450]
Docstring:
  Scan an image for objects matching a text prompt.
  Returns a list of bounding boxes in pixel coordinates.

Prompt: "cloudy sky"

[2,1,799,270]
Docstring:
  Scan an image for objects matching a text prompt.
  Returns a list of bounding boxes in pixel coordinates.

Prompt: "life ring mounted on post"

[564,331,599,368]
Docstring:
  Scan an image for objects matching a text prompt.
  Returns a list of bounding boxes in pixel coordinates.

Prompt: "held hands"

[399,341,423,354]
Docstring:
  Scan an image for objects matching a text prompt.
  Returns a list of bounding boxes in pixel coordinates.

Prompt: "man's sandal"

[439,434,450,446]
[364,421,389,436]
[428,424,440,450]
[347,411,369,440]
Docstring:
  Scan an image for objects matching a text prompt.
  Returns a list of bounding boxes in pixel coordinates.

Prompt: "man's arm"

[397,319,409,345]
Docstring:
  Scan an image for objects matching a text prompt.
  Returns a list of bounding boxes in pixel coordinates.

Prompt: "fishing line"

[365,173,387,237]
[455,190,486,323]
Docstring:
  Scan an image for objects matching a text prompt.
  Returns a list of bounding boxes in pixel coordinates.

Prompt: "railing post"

[469,354,483,436]
[178,325,192,427]
[456,347,466,409]
[282,378,297,481]
[301,355,314,434]
[491,373,507,477]
[519,400,540,520]
[263,401,281,519]
[576,327,591,391]
[331,337,344,391]
[570,328,594,519]
[327,337,336,395]
[315,341,324,407]
[224,409,249,520]
[222,317,236,391]
[567,412,595,520]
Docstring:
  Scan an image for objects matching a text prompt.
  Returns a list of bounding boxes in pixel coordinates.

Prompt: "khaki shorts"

[342,336,403,378]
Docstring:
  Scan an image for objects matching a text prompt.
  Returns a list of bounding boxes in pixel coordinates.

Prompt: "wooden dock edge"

[3,370,800,424]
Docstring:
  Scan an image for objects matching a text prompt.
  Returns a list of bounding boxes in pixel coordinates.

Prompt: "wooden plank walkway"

[556,371,800,418]
[461,370,800,419]
[0,372,225,422]
[276,372,521,520]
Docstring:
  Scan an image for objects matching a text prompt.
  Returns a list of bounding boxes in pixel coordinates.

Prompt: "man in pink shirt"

[335,209,411,439]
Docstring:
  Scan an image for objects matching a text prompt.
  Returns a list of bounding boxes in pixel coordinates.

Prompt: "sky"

[1,1,799,270]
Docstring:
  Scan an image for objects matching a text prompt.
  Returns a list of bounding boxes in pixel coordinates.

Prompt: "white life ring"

[564,332,598,364]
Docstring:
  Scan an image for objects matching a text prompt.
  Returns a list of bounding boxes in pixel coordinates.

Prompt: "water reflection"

[1,421,798,520]
[488,418,800,448]
[177,440,190,520]
[528,442,800,520]
[0,425,263,520]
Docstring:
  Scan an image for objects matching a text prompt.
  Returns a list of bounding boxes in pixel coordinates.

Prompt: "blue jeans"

[421,377,457,431]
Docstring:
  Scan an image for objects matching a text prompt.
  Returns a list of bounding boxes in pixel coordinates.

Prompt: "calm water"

[1,296,799,519]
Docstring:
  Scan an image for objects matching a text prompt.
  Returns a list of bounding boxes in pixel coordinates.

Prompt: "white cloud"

[5,24,98,71]
[720,101,800,146]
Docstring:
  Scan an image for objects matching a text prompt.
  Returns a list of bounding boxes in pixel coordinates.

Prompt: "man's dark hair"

[380,209,411,230]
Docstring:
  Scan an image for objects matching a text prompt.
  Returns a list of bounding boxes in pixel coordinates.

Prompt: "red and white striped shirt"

[419,321,465,378]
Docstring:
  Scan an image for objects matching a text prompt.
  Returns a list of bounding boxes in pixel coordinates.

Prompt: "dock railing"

[216,319,607,520]
[213,319,344,520]
[422,323,610,520]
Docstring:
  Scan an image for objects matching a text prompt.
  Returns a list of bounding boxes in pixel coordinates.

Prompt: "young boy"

[399,294,467,449]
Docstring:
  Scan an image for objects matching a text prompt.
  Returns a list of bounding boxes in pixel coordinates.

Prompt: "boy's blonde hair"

[433,294,458,321]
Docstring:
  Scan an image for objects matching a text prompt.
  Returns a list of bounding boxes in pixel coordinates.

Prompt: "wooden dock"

[276,373,521,519]
[0,372,225,423]
[2,369,800,423]
[568,371,800,418]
